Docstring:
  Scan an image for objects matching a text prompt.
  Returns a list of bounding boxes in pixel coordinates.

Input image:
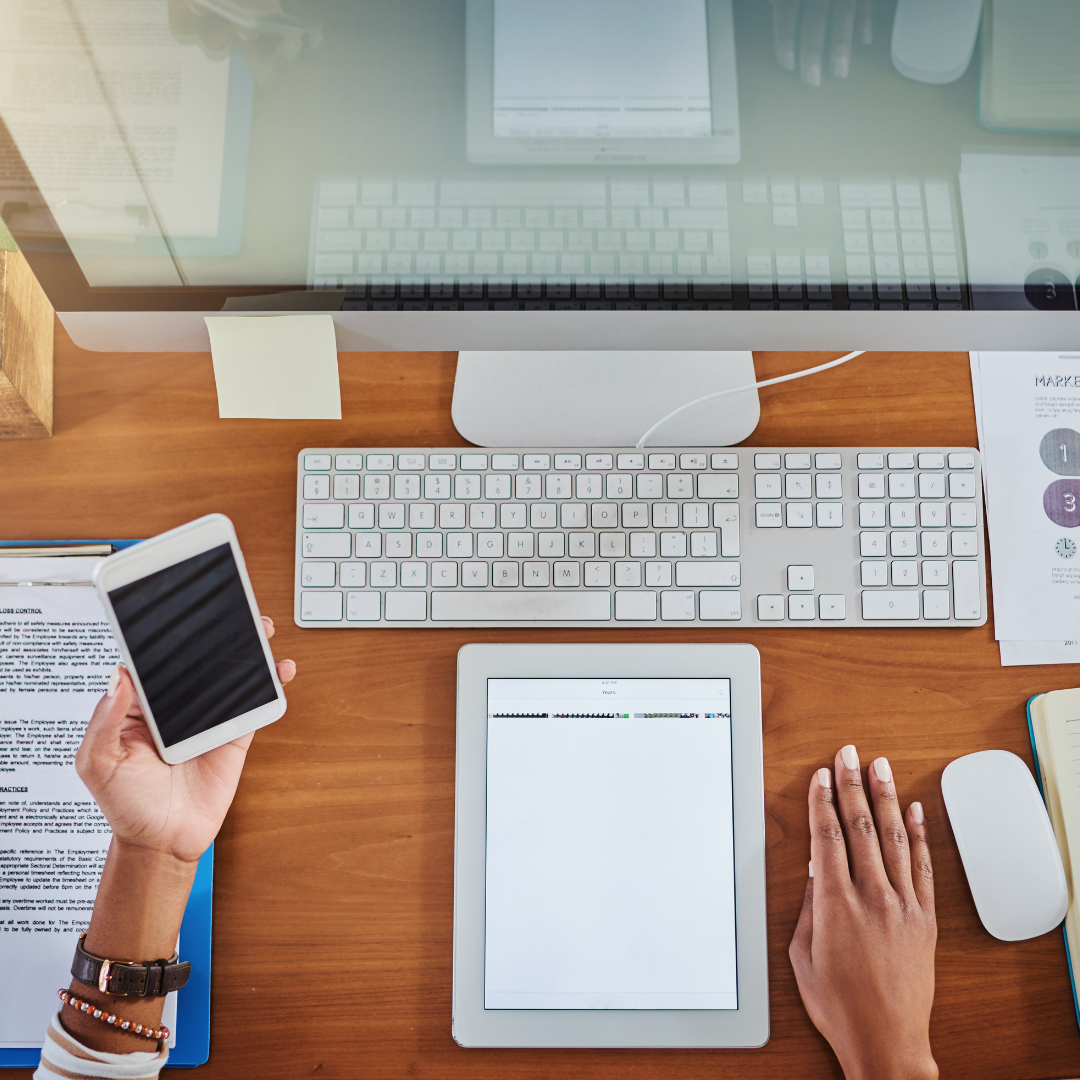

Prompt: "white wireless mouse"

[891,0,984,84]
[941,750,1068,941]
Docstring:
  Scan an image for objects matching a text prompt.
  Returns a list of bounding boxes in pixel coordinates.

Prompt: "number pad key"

[891,561,919,586]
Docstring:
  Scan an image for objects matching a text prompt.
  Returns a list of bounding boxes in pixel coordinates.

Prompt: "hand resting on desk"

[790,745,938,1080]
[50,616,296,1059]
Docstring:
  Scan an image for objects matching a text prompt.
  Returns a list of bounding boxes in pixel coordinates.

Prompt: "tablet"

[453,643,767,1048]
[465,0,741,166]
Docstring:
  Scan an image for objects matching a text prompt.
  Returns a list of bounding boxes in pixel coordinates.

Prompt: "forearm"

[61,840,197,1053]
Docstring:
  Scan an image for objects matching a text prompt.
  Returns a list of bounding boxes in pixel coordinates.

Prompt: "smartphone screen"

[107,543,277,747]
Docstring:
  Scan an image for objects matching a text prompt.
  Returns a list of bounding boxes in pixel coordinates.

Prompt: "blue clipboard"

[1026,693,1080,1034]
[0,541,212,1069]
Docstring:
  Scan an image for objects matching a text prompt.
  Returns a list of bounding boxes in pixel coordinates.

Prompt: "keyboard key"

[952,561,981,619]
[758,595,784,620]
[523,454,550,470]
[757,503,783,528]
[700,591,742,620]
[301,591,343,621]
[661,591,696,621]
[817,504,843,528]
[461,561,489,587]
[918,474,946,498]
[364,475,390,500]
[555,454,582,470]
[922,561,949,585]
[787,504,813,528]
[617,454,645,470]
[949,474,976,498]
[860,532,887,557]
[857,453,883,469]
[334,475,360,501]
[385,534,412,558]
[355,534,382,558]
[786,475,813,499]
[385,592,427,620]
[370,561,397,587]
[920,504,947,527]
[859,474,885,498]
[861,561,888,586]
[717,505,740,555]
[367,455,394,471]
[756,474,782,498]
[398,454,425,471]
[755,453,781,470]
[815,454,842,470]
[301,532,351,558]
[860,503,886,527]
[301,562,335,587]
[493,562,520,587]
[789,595,815,620]
[918,453,944,469]
[522,561,551,587]
[888,504,916,528]
[304,454,331,470]
[890,532,917,556]
[680,454,708,470]
[892,561,918,586]
[339,563,365,587]
[431,562,458,587]
[586,454,613,470]
[492,454,519,470]
[948,453,975,469]
[950,504,977,527]
[711,453,739,469]
[785,453,811,470]
[676,562,741,587]
[689,530,716,555]
[346,592,380,621]
[615,591,657,620]
[889,474,916,498]
[819,595,847,620]
[460,454,488,470]
[921,533,948,557]
[862,591,919,619]
[431,592,611,621]
[952,533,978,556]
[888,453,915,469]
[787,565,814,590]
[400,562,427,587]
[303,504,344,529]
[645,562,672,587]
[699,474,739,499]
[304,475,330,500]
[585,562,611,587]
[335,455,364,471]
[649,454,676,469]
[429,454,457,470]
[660,533,687,557]
[923,590,950,619]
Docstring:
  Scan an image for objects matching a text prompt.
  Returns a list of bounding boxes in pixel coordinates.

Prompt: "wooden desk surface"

[5,332,1080,1080]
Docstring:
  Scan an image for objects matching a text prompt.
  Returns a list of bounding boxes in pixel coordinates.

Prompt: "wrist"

[842,1048,938,1080]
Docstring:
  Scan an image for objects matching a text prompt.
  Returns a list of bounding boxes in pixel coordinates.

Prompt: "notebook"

[0,541,212,1069]
[1026,689,1080,1030]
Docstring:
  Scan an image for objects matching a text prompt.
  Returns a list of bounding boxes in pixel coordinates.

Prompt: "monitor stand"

[451,351,760,448]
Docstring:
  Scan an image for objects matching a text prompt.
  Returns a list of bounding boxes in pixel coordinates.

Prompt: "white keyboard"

[294,446,986,628]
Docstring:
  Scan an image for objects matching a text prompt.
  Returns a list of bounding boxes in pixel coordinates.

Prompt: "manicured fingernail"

[264,616,274,627]
[873,757,892,783]
[106,664,122,698]
[833,53,850,77]
[816,767,832,789]
[841,744,859,770]
[910,802,925,825]
[808,860,814,879]
[805,62,822,86]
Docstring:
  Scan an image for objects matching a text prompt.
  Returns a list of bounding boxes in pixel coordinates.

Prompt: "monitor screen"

[1,0,1078,317]
[484,677,736,1010]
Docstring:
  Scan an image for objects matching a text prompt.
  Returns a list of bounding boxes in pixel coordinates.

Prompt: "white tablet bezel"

[93,514,286,765]
[452,642,767,1048]
[465,0,741,166]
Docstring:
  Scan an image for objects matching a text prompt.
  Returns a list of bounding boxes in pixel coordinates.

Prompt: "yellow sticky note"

[205,314,342,419]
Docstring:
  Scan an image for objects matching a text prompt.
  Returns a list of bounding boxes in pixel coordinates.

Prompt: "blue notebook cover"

[0,541,212,1069]
[1026,693,1080,1033]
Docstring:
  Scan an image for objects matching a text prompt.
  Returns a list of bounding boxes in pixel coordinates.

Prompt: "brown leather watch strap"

[71,933,191,997]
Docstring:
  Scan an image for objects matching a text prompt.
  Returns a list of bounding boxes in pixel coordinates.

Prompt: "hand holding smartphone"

[93,514,287,763]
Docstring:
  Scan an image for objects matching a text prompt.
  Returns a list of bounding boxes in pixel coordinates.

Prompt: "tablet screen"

[485,678,736,1010]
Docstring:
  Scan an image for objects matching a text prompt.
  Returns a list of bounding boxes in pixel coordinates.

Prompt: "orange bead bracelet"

[58,989,169,1043]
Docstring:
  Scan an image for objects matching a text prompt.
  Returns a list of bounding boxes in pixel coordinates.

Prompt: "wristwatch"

[71,933,191,997]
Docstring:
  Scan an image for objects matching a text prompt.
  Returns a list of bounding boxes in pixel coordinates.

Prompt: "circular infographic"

[1040,428,1080,475]
[1057,537,1077,559]
[1044,479,1080,527]
[1025,267,1077,310]
[1029,240,1049,259]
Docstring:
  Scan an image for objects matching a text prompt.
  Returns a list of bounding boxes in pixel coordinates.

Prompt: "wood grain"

[0,247,53,438]
[4,333,1080,1079]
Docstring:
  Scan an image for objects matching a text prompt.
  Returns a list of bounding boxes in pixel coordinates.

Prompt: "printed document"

[0,561,176,1047]
[972,352,1080,652]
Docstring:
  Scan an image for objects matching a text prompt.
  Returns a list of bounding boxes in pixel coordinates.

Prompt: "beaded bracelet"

[57,989,169,1042]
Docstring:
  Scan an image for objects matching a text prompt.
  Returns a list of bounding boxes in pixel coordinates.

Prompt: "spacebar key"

[431,592,611,621]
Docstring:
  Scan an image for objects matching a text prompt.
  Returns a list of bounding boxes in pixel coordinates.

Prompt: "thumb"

[75,665,135,784]
[788,868,815,973]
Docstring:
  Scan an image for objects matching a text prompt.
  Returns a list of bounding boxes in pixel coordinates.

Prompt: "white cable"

[635,351,867,448]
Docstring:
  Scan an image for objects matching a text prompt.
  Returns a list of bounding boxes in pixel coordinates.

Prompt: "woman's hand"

[789,745,938,1080]
[75,617,296,865]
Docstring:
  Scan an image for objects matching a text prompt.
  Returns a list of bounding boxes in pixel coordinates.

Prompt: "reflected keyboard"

[294,446,985,628]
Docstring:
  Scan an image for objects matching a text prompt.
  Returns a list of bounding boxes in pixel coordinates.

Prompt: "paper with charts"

[974,351,1080,645]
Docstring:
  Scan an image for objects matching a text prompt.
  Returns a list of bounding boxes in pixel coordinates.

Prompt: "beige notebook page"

[1035,690,1080,977]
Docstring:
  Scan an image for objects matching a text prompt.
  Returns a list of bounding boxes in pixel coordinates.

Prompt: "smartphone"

[93,514,287,764]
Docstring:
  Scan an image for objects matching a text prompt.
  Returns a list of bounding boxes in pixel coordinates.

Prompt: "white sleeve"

[34,1013,169,1080]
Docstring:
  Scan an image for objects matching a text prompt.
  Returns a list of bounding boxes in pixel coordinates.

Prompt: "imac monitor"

[1,0,1078,443]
